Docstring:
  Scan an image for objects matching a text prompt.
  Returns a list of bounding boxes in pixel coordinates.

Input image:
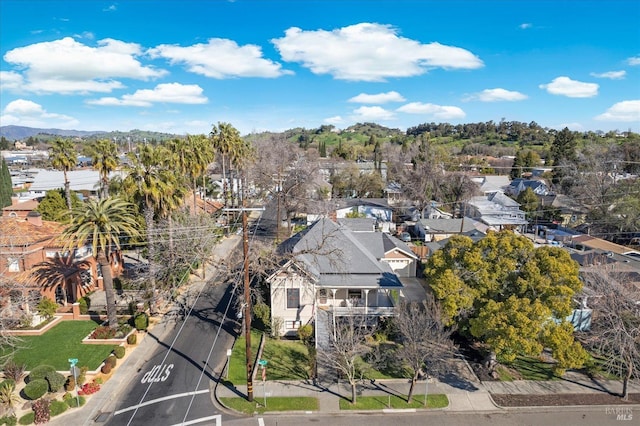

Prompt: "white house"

[267,217,412,342]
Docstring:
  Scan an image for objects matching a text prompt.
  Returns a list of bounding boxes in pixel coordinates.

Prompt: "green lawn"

[0,320,116,371]
[502,356,559,381]
[219,397,318,414]
[339,394,448,410]
[228,330,311,383]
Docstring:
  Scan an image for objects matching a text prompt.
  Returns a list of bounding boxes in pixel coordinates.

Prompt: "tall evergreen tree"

[0,157,12,208]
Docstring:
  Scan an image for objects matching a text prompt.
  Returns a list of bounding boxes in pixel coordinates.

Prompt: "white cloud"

[0,71,24,91]
[595,100,640,122]
[539,76,598,98]
[519,23,533,29]
[272,23,483,82]
[350,106,396,121]
[590,70,626,80]
[627,56,640,66]
[148,38,291,79]
[324,116,345,125]
[348,91,406,104]
[396,102,465,119]
[3,37,167,94]
[103,4,117,12]
[464,88,527,102]
[0,99,79,128]
[87,83,208,107]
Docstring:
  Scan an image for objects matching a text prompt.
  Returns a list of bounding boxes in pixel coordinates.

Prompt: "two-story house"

[465,191,528,231]
[267,217,415,344]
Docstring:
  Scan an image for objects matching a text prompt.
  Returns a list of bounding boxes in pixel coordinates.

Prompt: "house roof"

[28,169,125,192]
[351,232,417,260]
[0,217,64,248]
[419,218,476,233]
[3,199,40,212]
[471,175,510,194]
[278,217,403,289]
[337,218,376,232]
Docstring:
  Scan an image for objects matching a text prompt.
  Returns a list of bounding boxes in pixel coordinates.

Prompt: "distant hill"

[0,125,102,140]
[0,125,179,144]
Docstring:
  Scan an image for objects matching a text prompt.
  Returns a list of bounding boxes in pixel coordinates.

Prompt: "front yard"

[0,320,117,371]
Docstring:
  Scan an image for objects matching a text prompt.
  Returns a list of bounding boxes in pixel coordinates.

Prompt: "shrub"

[106,355,117,368]
[78,297,88,315]
[134,313,148,331]
[31,399,49,425]
[127,333,137,345]
[253,303,271,332]
[0,382,19,416]
[23,379,48,400]
[49,400,67,417]
[90,326,116,340]
[77,366,88,385]
[100,363,112,375]
[113,345,125,359]
[17,412,33,425]
[0,379,15,391]
[44,371,65,393]
[64,375,75,392]
[297,324,313,344]
[65,395,85,408]
[77,382,99,396]
[2,361,26,383]
[94,377,103,385]
[36,298,57,320]
[0,415,17,426]
[27,365,56,383]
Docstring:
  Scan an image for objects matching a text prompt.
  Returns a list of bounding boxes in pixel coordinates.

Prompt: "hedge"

[23,379,48,400]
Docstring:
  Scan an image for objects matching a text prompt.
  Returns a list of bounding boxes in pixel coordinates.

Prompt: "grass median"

[339,394,448,410]
[219,396,318,414]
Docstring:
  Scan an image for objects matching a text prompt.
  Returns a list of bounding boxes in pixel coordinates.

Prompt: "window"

[285,320,301,330]
[286,288,300,309]
[348,289,362,299]
[8,258,19,272]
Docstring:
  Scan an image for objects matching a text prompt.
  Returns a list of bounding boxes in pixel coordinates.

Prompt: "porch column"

[364,289,370,315]
[331,288,337,307]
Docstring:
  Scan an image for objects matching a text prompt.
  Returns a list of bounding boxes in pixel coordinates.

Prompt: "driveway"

[399,277,428,302]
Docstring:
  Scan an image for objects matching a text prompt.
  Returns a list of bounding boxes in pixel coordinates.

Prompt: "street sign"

[68,358,78,367]
[258,359,268,366]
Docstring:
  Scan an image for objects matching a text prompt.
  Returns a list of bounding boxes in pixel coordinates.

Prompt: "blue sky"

[1,0,639,136]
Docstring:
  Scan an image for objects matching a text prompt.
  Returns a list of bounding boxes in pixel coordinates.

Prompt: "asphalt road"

[219,409,634,426]
[104,271,242,426]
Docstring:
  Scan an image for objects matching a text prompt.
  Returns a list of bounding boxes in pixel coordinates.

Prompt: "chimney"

[26,211,43,227]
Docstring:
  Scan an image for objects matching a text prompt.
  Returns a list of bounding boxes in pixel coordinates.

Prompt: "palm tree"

[62,197,140,328]
[87,139,119,199]
[50,139,77,212]
[167,135,214,215]
[210,122,244,208]
[122,144,182,309]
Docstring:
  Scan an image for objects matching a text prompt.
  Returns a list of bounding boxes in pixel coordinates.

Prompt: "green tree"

[167,134,214,215]
[36,189,81,221]
[425,230,587,370]
[550,127,577,185]
[122,144,181,307]
[0,157,12,208]
[49,139,78,212]
[62,197,140,328]
[86,139,119,199]
[516,187,539,218]
[210,122,246,208]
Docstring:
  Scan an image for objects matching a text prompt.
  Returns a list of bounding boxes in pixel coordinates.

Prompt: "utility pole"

[224,203,264,403]
[242,201,253,402]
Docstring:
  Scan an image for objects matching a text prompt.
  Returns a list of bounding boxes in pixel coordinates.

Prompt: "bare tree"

[580,265,640,400]
[319,314,374,404]
[0,277,38,365]
[394,297,456,404]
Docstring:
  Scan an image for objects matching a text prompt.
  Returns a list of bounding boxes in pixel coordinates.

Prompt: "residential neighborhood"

[1,119,639,425]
